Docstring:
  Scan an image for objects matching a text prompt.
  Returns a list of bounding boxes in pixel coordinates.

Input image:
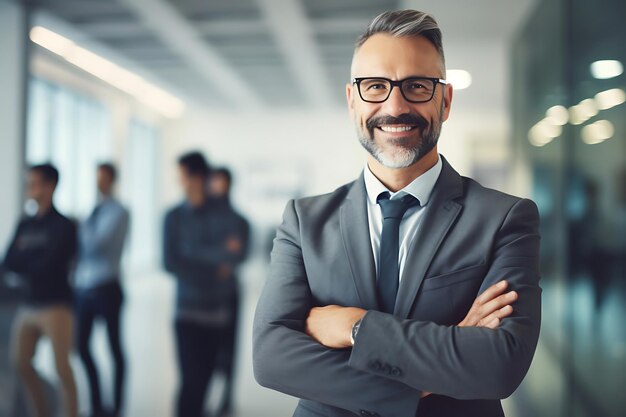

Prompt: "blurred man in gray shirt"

[74,163,129,417]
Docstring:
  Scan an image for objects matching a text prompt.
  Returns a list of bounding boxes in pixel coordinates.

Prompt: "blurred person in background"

[163,153,248,417]
[253,9,541,417]
[74,163,129,417]
[3,163,78,417]
[207,167,250,417]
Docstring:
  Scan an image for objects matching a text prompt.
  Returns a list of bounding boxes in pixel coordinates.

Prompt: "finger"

[461,285,512,327]
[460,282,510,327]
[475,280,508,305]
[478,291,517,318]
[478,304,514,326]
[482,317,500,329]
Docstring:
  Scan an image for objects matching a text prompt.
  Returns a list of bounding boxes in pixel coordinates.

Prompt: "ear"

[346,82,355,117]
[441,83,453,122]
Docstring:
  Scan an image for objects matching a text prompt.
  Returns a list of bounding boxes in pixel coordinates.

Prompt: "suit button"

[370,361,382,371]
[391,367,402,377]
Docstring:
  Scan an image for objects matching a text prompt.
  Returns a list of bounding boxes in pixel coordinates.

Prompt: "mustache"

[366,113,429,131]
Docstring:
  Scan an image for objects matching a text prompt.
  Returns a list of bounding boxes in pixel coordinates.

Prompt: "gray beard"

[357,119,441,169]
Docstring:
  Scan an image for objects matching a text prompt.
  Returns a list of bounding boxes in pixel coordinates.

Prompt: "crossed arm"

[253,198,540,415]
[163,211,248,277]
[305,280,518,398]
[4,221,77,279]
[305,279,517,349]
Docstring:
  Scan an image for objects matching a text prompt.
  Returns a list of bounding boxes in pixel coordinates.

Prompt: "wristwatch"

[350,318,363,346]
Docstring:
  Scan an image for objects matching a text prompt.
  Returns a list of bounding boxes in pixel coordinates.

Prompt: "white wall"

[0,1,26,249]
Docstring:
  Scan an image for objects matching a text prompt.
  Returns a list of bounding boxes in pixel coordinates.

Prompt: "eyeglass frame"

[351,76,448,103]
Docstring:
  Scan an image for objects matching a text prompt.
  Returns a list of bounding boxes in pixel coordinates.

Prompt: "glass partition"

[512,0,626,416]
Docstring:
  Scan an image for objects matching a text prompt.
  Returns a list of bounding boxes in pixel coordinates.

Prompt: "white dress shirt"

[363,155,442,282]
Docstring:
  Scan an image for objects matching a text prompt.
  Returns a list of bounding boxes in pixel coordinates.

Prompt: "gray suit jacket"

[253,157,541,417]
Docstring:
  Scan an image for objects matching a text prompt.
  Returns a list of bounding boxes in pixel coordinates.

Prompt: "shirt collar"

[363,155,443,206]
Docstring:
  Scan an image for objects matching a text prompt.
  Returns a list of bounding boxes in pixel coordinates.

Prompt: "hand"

[226,236,242,253]
[305,305,366,349]
[421,280,517,399]
[458,280,517,328]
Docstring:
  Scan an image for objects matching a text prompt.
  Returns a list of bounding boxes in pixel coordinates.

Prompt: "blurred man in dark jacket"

[3,163,78,417]
[163,153,249,417]
[208,167,250,417]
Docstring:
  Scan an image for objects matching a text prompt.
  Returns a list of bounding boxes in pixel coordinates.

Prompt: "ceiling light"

[568,105,587,125]
[590,60,624,79]
[537,119,562,138]
[578,98,598,119]
[528,119,562,147]
[29,26,74,56]
[581,120,614,145]
[29,25,185,118]
[595,88,626,110]
[528,125,552,147]
[545,105,569,125]
[446,69,472,90]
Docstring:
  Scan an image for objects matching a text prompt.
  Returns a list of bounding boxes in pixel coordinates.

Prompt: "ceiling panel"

[23,0,538,111]
[166,0,261,21]
[301,0,399,19]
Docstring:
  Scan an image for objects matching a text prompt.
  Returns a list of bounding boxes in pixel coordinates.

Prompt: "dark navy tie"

[376,192,420,313]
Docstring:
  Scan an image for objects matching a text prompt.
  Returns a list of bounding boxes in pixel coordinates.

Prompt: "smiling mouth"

[377,124,417,133]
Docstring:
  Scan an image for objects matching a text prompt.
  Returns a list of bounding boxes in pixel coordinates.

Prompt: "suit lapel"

[394,157,464,318]
[340,173,379,310]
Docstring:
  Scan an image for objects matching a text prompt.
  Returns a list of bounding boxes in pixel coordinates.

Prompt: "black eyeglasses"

[352,77,447,103]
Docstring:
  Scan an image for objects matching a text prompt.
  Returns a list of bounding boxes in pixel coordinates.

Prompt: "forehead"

[352,33,443,79]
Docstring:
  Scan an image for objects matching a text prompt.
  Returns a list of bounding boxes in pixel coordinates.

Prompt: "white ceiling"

[24,0,537,111]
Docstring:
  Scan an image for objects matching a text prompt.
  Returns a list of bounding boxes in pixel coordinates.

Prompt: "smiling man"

[253,10,541,417]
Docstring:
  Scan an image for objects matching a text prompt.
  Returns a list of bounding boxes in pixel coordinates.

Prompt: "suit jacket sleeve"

[349,198,541,399]
[253,199,421,417]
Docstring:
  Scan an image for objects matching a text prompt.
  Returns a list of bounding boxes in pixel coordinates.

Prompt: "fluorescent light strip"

[30,26,185,119]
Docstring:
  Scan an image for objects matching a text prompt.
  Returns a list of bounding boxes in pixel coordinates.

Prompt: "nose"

[380,85,411,117]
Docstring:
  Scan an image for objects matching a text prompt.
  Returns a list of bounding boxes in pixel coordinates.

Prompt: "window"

[26,77,112,217]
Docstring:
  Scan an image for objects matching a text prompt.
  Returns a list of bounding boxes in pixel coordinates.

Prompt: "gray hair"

[355,10,445,73]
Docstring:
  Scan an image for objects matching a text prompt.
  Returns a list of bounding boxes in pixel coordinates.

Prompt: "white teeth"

[379,125,414,132]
